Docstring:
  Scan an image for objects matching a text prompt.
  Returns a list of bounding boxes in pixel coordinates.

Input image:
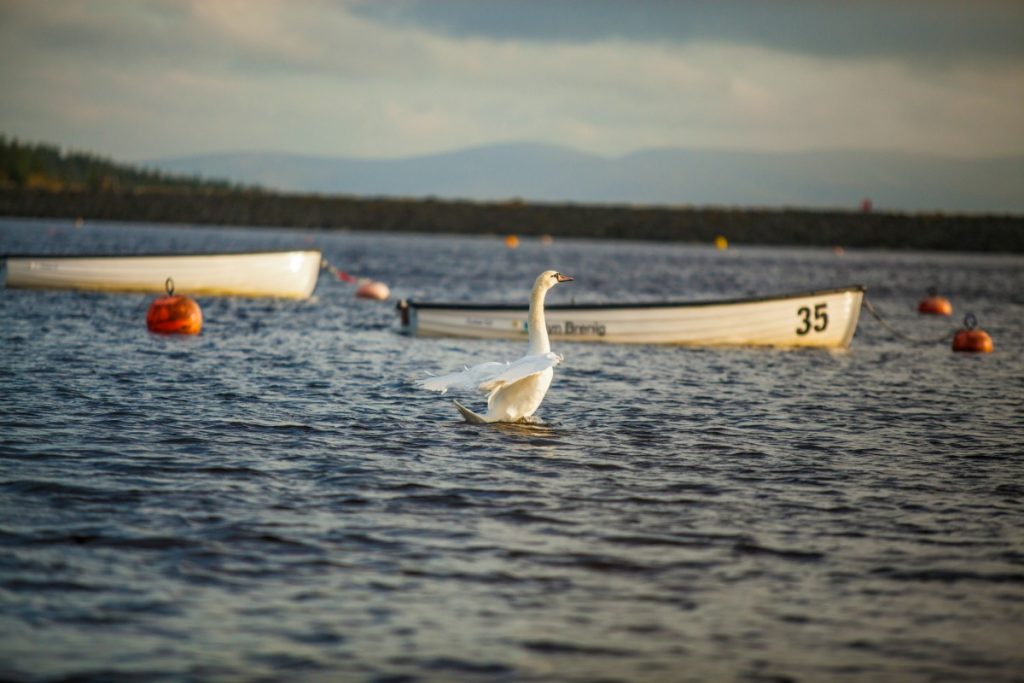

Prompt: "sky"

[1,0,1023,163]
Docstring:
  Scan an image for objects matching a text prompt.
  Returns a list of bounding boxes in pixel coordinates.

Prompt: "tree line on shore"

[3,187,1022,252]
[1,133,1021,252]
[0,134,248,193]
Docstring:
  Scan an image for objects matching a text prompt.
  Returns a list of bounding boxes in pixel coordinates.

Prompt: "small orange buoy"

[356,280,390,300]
[919,288,952,316]
[714,235,728,250]
[147,278,202,335]
[952,314,993,353]
[504,234,520,249]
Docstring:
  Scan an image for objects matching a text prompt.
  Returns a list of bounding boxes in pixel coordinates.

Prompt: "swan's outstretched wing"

[477,352,562,393]
[417,361,508,394]
[417,352,562,394]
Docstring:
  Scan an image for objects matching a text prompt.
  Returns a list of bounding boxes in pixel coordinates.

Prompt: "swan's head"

[535,270,573,292]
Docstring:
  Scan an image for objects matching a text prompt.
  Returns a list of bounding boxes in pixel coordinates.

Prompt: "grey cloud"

[0,2,432,83]
[0,3,207,72]
[350,0,1024,63]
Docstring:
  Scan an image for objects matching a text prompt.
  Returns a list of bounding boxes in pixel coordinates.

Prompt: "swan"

[417,270,573,423]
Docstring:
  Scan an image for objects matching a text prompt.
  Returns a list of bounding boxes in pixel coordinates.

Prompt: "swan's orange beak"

[556,273,573,283]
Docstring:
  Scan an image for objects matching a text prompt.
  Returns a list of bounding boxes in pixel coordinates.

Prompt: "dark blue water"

[2,218,1023,682]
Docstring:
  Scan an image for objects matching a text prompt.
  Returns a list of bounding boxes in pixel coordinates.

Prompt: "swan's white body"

[417,271,572,423]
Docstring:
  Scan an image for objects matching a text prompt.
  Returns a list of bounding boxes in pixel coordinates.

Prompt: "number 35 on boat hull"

[398,285,865,349]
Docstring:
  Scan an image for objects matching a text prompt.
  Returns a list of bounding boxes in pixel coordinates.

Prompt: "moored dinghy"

[3,250,323,299]
[397,285,866,349]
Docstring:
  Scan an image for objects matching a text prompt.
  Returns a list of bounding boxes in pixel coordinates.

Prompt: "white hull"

[3,250,322,299]
[398,286,865,349]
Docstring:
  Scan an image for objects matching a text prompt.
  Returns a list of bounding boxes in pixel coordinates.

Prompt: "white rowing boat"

[397,285,865,349]
[2,250,323,299]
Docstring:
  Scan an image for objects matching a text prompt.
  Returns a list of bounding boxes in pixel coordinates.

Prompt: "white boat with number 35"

[397,285,865,349]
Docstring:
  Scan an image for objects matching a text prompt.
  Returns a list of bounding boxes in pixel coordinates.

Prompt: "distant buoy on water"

[356,281,390,300]
[919,288,952,316]
[505,234,520,249]
[952,314,993,353]
[714,235,728,250]
[540,234,554,246]
[147,278,202,335]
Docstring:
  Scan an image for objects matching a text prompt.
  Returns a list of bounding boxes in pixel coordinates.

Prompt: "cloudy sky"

[1,0,1022,163]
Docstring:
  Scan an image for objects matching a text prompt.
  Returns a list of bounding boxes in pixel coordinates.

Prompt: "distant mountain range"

[147,142,1024,214]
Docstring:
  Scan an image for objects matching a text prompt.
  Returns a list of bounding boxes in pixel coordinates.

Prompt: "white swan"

[417,270,573,423]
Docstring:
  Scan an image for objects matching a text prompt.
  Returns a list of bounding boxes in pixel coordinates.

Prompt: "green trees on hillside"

[0,134,246,192]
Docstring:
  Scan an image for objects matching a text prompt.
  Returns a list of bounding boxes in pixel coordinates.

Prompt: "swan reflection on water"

[451,416,571,451]
[489,420,562,439]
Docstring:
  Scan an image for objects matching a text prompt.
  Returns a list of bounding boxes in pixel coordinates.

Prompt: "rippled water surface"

[2,218,1023,682]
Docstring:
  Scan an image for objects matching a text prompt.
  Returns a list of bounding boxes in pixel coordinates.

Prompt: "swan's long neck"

[527,284,550,355]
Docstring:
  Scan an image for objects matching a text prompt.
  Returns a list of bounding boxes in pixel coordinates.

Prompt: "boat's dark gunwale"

[405,285,866,312]
[2,249,322,260]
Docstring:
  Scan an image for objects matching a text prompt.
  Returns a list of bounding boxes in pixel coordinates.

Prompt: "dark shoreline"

[2,188,1022,252]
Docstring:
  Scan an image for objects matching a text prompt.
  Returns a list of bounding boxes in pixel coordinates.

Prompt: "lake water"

[1,218,1023,683]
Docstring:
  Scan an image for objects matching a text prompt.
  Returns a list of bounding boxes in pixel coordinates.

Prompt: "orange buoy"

[952,314,993,353]
[918,288,952,316]
[356,280,390,300]
[714,235,728,250]
[147,278,202,335]
[504,234,520,249]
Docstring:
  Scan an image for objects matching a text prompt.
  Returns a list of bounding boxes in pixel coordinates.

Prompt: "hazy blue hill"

[149,143,608,200]
[148,143,1024,213]
[614,148,1024,212]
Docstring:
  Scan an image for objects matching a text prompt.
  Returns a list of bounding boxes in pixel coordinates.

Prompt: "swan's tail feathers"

[453,399,490,424]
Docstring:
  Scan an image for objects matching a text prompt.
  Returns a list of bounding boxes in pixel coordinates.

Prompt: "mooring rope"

[862,297,958,344]
[321,258,358,283]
